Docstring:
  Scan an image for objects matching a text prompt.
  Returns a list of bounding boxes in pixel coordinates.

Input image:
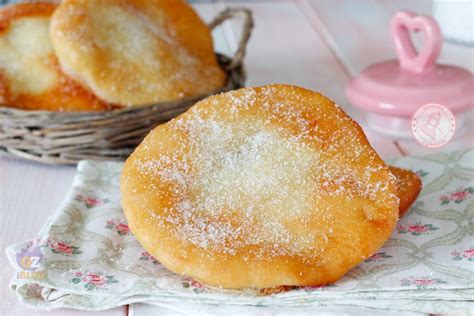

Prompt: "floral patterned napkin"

[6,150,474,314]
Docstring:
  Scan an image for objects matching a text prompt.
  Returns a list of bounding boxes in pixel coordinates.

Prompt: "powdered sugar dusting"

[50,0,225,106]
[130,85,399,258]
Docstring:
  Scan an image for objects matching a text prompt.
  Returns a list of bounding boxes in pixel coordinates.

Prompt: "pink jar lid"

[346,11,474,118]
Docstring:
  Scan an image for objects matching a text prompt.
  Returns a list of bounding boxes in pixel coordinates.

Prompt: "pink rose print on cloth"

[397,222,438,236]
[401,276,447,289]
[451,247,474,262]
[439,187,474,205]
[139,251,160,265]
[47,240,81,256]
[181,277,207,294]
[365,252,392,263]
[105,219,131,236]
[70,271,118,291]
[25,283,42,298]
[75,194,109,208]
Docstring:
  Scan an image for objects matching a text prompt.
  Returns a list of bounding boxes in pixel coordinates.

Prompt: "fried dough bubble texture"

[390,166,422,217]
[50,0,226,107]
[121,84,400,289]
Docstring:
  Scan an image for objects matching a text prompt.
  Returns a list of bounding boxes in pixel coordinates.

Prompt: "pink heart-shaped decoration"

[390,11,442,73]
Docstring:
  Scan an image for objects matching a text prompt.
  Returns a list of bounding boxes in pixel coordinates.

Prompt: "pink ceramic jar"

[346,11,473,138]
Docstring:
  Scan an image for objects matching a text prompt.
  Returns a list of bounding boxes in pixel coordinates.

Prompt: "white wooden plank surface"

[215,0,356,115]
[130,302,426,316]
[130,304,183,316]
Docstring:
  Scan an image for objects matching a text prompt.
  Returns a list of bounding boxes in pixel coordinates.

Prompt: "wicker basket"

[0,8,253,164]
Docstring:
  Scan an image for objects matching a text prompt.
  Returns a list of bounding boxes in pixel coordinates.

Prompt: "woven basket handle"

[208,8,254,71]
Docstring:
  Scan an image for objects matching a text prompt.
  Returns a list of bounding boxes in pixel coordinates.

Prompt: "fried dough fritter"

[0,2,110,111]
[390,166,422,217]
[50,0,226,107]
[121,84,400,289]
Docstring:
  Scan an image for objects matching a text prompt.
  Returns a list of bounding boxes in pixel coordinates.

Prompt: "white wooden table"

[1,1,472,315]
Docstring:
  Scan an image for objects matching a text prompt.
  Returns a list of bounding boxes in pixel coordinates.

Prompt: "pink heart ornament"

[390,11,442,73]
